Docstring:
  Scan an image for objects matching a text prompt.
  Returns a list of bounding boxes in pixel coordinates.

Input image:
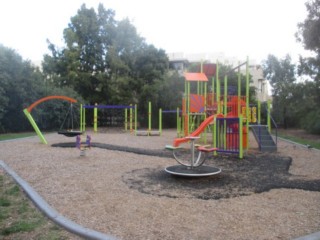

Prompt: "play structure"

[81,104,135,133]
[81,102,163,136]
[23,95,82,144]
[134,102,162,136]
[165,60,251,177]
[24,96,165,144]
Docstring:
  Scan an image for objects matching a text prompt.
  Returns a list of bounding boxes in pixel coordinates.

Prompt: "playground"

[1,61,319,239]
[0,129,319,240]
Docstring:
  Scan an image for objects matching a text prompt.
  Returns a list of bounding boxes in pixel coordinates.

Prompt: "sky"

[0,0,312,65]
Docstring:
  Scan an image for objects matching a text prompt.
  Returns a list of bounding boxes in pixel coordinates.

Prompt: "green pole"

[213,116,217,156]
[239,115,243,159]
[135,104,137,135]
[267,99,271,132]
[197,81,200,95]
[187,82,190,135]
[23,109,47,144]
[94,103,98,133]
[224,75,227,116]
[238,63,241,116]
[204,82,207,114]
[80,104,83,132]
[246,57,250,149]
[185,79,187,135]
[130,104,133,132]
[204,82,207,144]
[223,119,227,150]
[159,108,162,135]
[148,101,151,133]
[177,107,180,136]
[258,101,261,124]
[211,77,215,109]
[216,63,221,114]
[125,108,128,131]
[83,106,86,132]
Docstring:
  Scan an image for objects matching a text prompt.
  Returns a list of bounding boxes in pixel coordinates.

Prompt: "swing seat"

[58,102,82,137]
[58,130,83,137]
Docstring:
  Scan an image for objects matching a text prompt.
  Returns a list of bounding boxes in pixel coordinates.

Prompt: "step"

[251,125,277,152]
[256,135,274,141]
[260,139,276,145]
[260,145,277,152]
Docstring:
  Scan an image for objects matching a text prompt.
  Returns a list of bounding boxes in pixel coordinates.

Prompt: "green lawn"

[0,173,73,239]
[0,132,75,239]
[277,133,320,149]
[274,129,320,150]
[0,132,37,141]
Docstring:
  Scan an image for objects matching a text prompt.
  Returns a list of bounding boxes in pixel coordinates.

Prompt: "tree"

[0,44,84,133]
[0,45,45,132]
[262,54,297,128]
[295,0,320,133]
[296,0,320,54]
[43,3,169,128]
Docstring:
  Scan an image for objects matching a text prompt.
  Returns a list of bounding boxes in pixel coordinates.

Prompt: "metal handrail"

[265,107,278,146]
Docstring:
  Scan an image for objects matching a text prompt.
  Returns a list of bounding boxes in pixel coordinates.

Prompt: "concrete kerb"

[293,231,320,240]
[277,136,320,153]
[0,160,117,240]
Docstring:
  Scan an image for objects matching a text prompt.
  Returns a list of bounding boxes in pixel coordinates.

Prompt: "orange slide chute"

[173,114,220,147]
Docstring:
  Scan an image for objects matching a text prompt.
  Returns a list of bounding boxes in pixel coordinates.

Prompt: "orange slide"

[173,114,219,147]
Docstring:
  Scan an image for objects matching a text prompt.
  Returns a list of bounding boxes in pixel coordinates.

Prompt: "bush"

[302,109,320,134]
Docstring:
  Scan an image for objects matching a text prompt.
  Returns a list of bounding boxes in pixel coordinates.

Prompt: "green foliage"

[1,220,41,235]
[302,109,320,134]
[262,55,297,128]
[294,0,320,133]
[0,44,43,132]
[0,173,71,238]
[0,132,36,141]
[156,72,185,127]
[296,0,320,54]
[0,43,84,133]
[43,4,169,108]
[42,3,169,127]
[5,185,19,196]
[0,197,11,207]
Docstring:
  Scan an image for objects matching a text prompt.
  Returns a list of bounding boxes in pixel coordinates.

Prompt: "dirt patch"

[122,152,320,200]
[54,142,320,200]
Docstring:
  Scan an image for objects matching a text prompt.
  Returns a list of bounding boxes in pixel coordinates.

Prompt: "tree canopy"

[295,0,320,133]
[261,0,320,133]
[43,3,169,109]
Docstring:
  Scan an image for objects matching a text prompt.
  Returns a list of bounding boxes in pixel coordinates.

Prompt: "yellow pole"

[125,108,128,131]
[94,103,98,133]
[80,104,83,132]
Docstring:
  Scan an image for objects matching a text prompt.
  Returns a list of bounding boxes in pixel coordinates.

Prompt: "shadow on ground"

[53,142,320,200]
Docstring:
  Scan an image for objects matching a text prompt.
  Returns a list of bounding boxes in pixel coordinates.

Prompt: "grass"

[0,173,73,239]
[0,132,37,141]
[278,132,320,150]
[277,133,320,150]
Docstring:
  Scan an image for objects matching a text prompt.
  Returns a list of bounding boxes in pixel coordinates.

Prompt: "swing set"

[23,95,83,144]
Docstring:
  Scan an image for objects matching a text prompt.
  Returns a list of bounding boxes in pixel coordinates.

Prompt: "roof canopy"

[184,72,208,82]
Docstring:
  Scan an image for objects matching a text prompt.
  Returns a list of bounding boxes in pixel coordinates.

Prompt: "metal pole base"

[165,165,221,177]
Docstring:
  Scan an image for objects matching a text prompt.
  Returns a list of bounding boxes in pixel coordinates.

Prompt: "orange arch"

[27,95,77,113]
